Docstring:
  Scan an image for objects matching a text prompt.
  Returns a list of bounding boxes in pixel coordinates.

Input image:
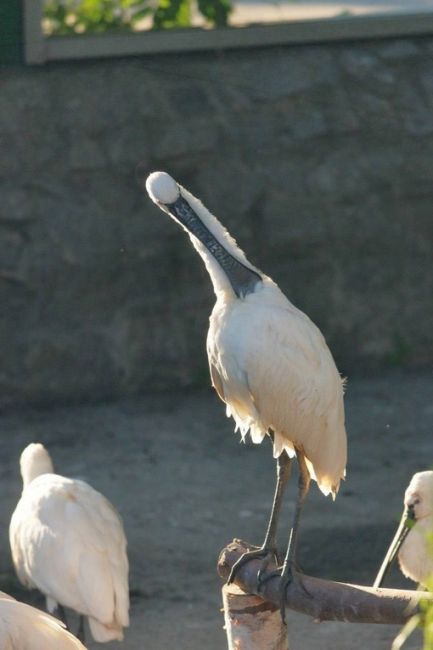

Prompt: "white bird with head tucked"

[9,443,129,644]
[146,171,347,620]
[374,471,433,589]
[0,591,87,650]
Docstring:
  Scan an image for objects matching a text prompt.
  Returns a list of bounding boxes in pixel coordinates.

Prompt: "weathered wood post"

[218,539,432,625]
[222,583,289,650]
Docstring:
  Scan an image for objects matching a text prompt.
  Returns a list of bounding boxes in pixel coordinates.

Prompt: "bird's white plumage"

[0,591,87,649]
[398,471,433,586]
[208,279,346,496]
[20,442,54,487]
[146,171,180,204]
[10,444,129,642]
[147,173,347,497]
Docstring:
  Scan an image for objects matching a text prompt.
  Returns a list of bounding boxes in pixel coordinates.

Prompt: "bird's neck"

[415,512,433,526]
[167,195,261,298]
[21,458,54,488]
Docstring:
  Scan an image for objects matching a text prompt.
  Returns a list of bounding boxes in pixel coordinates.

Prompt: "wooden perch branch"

[218,539,433,625]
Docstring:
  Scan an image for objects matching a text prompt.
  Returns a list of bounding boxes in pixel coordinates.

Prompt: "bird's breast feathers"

[207,281,347,494]
[399,523,433,586]
[208,282,341,415]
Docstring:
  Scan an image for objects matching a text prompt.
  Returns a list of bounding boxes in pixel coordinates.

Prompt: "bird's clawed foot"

[257,565,293,623]
[227,545,280,586]
[259,563,311,624]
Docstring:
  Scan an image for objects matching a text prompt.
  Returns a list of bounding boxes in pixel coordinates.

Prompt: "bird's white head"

[20,443,54,488]
[145,171,262,299]
[146,171,180,206]
[404,471,433,521]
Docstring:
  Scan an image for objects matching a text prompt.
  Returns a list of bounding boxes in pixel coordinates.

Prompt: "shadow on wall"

[1,36,433,408]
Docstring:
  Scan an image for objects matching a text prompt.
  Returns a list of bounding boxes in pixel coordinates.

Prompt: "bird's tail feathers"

[315,467,345,500]
[226,400,267,445]
[88,616,124,642]
[112,561,130,628]
[272,433,296,460]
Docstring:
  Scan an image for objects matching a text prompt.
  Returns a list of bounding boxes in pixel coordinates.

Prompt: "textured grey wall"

[1,36,432,407]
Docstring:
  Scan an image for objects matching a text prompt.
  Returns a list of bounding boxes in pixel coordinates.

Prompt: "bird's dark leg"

[77,616,86,643]
[257,450,292,578]
[278,449,311,622]
[227,448,292,585]
[53,603,69,629]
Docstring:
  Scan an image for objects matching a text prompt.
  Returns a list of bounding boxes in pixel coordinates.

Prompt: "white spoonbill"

[146,171,347,619]
[0,591,87,650]
[374,471,433,589]
[9,443,130,643]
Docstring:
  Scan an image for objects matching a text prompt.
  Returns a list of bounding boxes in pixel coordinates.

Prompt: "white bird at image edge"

[9,443,129,643]
[375,471,433,588]
[0,591,87,649]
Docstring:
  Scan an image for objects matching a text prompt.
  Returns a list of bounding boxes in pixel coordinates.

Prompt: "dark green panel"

[0,0,24,64]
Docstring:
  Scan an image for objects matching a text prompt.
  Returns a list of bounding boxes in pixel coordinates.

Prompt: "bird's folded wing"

[10,475,129,626]
[0,597,86,649]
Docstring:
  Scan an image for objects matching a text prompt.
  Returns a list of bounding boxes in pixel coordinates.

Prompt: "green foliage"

[43,0,232,34]
[44,0,151,34]
[153,0,232,29]
[152,0,191,29]
[196,0,231,27]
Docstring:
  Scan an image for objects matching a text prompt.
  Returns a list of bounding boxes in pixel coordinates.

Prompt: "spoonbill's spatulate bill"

[0,591,88,649]
[146,171,347,620]
[9,443,130,644]
[374,471,433,589]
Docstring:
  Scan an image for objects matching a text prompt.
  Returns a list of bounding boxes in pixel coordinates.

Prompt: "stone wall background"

[1,36,432,408]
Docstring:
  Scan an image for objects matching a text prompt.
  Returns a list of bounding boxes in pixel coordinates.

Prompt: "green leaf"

[197,0,232,26]
[43,0,232,33]
[131,7,152,22]
[152,0,191,30]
